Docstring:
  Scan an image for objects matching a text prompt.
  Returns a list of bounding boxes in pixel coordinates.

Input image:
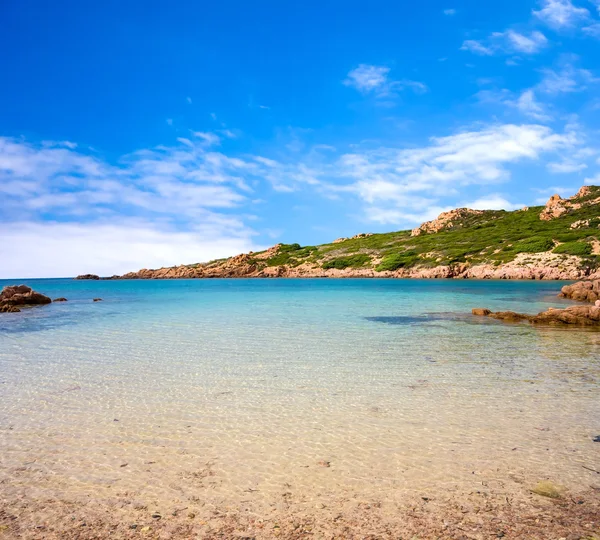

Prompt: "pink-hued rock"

[559,280,600,303]
[411,208,484,236]
[540,186,600,221]
[473,304,600,326]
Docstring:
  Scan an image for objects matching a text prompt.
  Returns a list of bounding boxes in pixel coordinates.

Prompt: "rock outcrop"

[411,209,484,237]
[0,285,52,313]
[472,305,600,326]
[558,280,600,303]
[540,186,600,221]
[75,274,100,280]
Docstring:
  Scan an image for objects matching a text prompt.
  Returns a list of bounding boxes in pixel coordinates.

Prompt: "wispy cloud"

[343,64,427,102]
[461,40,495,56]
[501,30,548,53]
[263,123,580,225]
[461,30,548,56]
[513,89,552,120]
[582,22,600,37]
[443,8,457,16]
[344,65,390,93]
[538,61,598,93]
[547,146,596,173]
[476,88,552,121]
[532,0,590,29]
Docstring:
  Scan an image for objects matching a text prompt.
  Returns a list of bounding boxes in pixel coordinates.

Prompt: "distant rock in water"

[93,298,103,302]
[0,285,52,313]
[75,274,100,280]
[53,297,68,302]
[559,280,600,304]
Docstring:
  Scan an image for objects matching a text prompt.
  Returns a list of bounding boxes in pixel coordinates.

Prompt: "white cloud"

[501,30,548,53]
[514,89,552,121]
[532,0,590,29]
[318,124,578,225]
[547,160,588,172]
[476,88,552,121]
[545,145,596,173]
[461,195,524,210]
[364,205,449,225]
[192,131,222,145]
[461,30,548,56]
[461,40,495,55]
[538,62,598,93]
[0,221,262,279]
[0,133,302,277]
[584,173,600,184]
[582,22,600,36]
[343,64,427,99]
[443,8,457,15]
[344,64,390,92]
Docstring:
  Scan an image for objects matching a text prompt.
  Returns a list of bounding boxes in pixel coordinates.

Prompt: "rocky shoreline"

[76,251,600,281]
[473,279,600,327]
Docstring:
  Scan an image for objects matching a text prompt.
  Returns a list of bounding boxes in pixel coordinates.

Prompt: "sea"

[1,278,599,513]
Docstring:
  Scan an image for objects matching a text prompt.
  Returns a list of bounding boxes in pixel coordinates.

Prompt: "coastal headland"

[78,185,600,281]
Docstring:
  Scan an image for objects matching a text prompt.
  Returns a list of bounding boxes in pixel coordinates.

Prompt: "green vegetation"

[209,187,600,274]
[376,251,419,271]
[312,191,600,271]
[322,254,372,270]
[265,244,318,267]
[553,241,592,257]
[512,238,555,254]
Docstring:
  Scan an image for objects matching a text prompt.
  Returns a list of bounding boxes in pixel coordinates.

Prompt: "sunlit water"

[1,278,599,512]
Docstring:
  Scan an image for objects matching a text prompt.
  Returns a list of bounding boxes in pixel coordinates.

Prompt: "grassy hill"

[218,186,600,274]
[114,185,600,280]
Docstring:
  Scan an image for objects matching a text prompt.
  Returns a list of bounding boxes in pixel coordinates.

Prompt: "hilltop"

[91,185,600,281]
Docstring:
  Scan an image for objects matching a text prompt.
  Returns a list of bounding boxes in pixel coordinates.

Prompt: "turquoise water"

[1,278,599,511]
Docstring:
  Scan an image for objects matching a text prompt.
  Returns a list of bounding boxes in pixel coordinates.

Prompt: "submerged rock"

[0,285,51,313]
[93,298,103,302]
[0,305,21,313]
[53,297,68,302]
[531,481,563,499]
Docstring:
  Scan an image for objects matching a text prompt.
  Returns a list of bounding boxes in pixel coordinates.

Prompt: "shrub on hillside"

[375,251,419,272]
[553,241,592,257]
[322,254,372,270]
[512,238,555,253]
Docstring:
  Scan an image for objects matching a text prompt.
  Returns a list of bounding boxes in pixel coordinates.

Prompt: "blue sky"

[1,0,600,277]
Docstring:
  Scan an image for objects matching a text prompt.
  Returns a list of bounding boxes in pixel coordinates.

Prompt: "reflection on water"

[0,278,599,512]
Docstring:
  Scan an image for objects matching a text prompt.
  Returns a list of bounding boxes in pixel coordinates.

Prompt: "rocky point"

[0,285,52,313]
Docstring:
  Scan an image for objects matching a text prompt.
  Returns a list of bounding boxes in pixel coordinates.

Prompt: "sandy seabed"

[1,487,600,540]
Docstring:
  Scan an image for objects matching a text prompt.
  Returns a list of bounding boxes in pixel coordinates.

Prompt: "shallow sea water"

[1,278,599,512]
